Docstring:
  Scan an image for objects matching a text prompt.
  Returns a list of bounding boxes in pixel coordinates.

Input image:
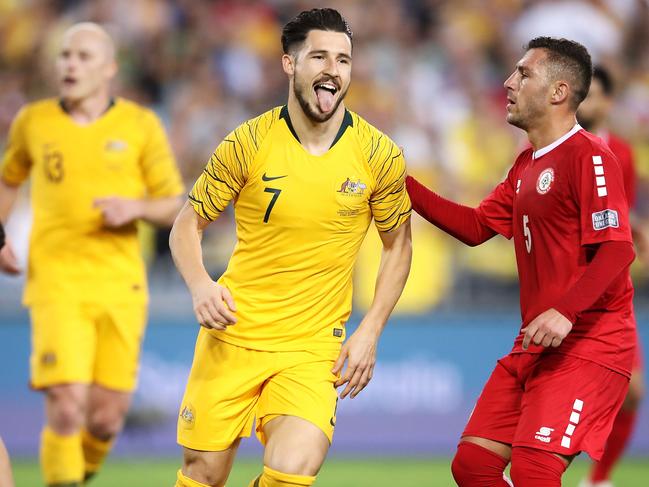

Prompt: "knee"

[265,450,321,477]
[182,450,229,487]
[86,403,128,440]
[510,447,566,486]
[451,441,509,487]
[46,386,86,434]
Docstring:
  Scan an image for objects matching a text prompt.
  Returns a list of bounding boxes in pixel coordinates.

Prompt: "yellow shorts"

[177,328,339,451]
[30,301,147,391]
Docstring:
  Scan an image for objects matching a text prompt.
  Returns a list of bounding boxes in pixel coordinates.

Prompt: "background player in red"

[576,64,645,487]
[407,37,637,486]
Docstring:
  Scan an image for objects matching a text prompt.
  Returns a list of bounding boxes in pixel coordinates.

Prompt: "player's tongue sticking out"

[315,85,336,113]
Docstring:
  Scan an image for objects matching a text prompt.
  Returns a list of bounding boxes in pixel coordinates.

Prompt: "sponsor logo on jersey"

[179,403,196,429]
[536,168,554,194]
[534,426,554,443]
[592,209,619,231]
[337,177,367,197]
[105,140,127,152]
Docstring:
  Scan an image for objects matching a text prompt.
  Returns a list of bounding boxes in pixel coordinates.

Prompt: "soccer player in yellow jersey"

[170,8,412,487]
[0,23,183,486]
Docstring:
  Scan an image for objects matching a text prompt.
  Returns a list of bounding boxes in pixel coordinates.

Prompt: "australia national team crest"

[536,168,554,194]
[337,177,367,197]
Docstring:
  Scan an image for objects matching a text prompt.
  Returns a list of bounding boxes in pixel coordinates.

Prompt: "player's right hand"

[190,279,237,330]
[0,240,21,275]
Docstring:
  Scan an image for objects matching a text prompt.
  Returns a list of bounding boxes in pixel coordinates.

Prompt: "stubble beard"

[293,74,347,124]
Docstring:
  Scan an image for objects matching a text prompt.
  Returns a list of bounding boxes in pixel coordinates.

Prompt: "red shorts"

[463,352,629,460]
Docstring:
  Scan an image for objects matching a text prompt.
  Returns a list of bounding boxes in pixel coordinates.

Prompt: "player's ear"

[551,80,570,105]
[282,54,295,76]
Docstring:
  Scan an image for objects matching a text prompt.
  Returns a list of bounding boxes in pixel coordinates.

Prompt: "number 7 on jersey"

[263,187,282,223]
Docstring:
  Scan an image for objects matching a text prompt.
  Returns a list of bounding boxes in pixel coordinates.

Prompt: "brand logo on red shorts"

[534,426,554,443]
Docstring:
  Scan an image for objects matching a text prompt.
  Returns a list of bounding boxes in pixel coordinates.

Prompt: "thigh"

[178,331,268,451]
[514,353,629,461]
[30,301,95,389]
[462,354,525,446]
[256,350,338,446]
[262,415,330,476]
[93,302,147,392]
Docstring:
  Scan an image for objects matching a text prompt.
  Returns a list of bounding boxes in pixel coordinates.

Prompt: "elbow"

[163,196,184,228]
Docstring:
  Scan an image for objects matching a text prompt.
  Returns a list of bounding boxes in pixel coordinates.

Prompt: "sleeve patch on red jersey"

[592,209,619,230]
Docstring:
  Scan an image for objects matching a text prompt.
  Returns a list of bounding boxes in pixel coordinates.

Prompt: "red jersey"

[602,132,636,208]
[476,125,635,377]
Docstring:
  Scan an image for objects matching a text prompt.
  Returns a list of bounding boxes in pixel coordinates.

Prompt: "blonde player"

[170,8,412,487]
[0,23,183,486]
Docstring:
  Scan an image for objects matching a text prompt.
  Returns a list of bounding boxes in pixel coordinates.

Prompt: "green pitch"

[12,457,649,486]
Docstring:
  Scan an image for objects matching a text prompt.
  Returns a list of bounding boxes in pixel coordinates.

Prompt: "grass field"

[12,457,649,486]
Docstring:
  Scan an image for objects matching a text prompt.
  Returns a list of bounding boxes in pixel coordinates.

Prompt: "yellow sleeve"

[0,107,32,185]
[189,117,262,221]
[367,132,412,232]
[139,110,184,198]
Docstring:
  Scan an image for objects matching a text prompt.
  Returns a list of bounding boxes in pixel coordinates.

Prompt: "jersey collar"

[279,105,353,149]
[532,123,582,160]
[58,97,116,115]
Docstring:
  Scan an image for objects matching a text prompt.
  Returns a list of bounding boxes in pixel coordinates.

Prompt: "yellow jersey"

[189,106,411,351]
[0,98,184,304]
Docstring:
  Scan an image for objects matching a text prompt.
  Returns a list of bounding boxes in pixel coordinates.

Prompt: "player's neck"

[527,115,578,152]
[287,98,346,156]
[61,92,113,126]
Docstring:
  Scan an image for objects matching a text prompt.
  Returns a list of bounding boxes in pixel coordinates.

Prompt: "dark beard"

[293,77,345,123]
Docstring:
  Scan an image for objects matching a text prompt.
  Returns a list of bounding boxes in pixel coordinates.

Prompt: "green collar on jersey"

[280,105,353,149]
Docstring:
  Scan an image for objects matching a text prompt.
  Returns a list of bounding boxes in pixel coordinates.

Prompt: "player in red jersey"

[575,65,644,487]
[408,38,636,486]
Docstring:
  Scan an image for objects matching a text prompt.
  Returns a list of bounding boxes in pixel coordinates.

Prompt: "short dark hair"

[526,37,592,109]
[281,8,353,54]
[592,65,614,96]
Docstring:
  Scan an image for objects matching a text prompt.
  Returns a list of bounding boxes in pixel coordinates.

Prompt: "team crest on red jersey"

[536,168,554,194]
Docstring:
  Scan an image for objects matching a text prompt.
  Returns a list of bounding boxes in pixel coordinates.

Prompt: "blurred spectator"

[1,0,647,310]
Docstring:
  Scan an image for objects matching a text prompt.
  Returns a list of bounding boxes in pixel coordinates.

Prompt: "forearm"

[406,175,496,246]
[169,203,212,290]
[139,195,183,227]
[555,240,635,322]
[0,179,19,224]
[361,221,412,336]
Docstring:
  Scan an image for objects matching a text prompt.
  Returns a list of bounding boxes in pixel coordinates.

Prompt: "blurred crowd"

[2,0,649,312]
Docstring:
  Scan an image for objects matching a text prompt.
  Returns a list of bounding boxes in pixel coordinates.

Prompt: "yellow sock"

[248,465,316,487]
[40,427,84,486]
[175,469,214,487]
[81,429,114,480]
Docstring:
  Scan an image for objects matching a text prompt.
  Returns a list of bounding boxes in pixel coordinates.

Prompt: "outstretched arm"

[333,218,412,399]
[406,175,496,246]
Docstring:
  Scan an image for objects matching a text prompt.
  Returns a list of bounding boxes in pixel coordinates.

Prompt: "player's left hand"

[94,197,143,228]
[521,308,573,350]
[332,326,379,399]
